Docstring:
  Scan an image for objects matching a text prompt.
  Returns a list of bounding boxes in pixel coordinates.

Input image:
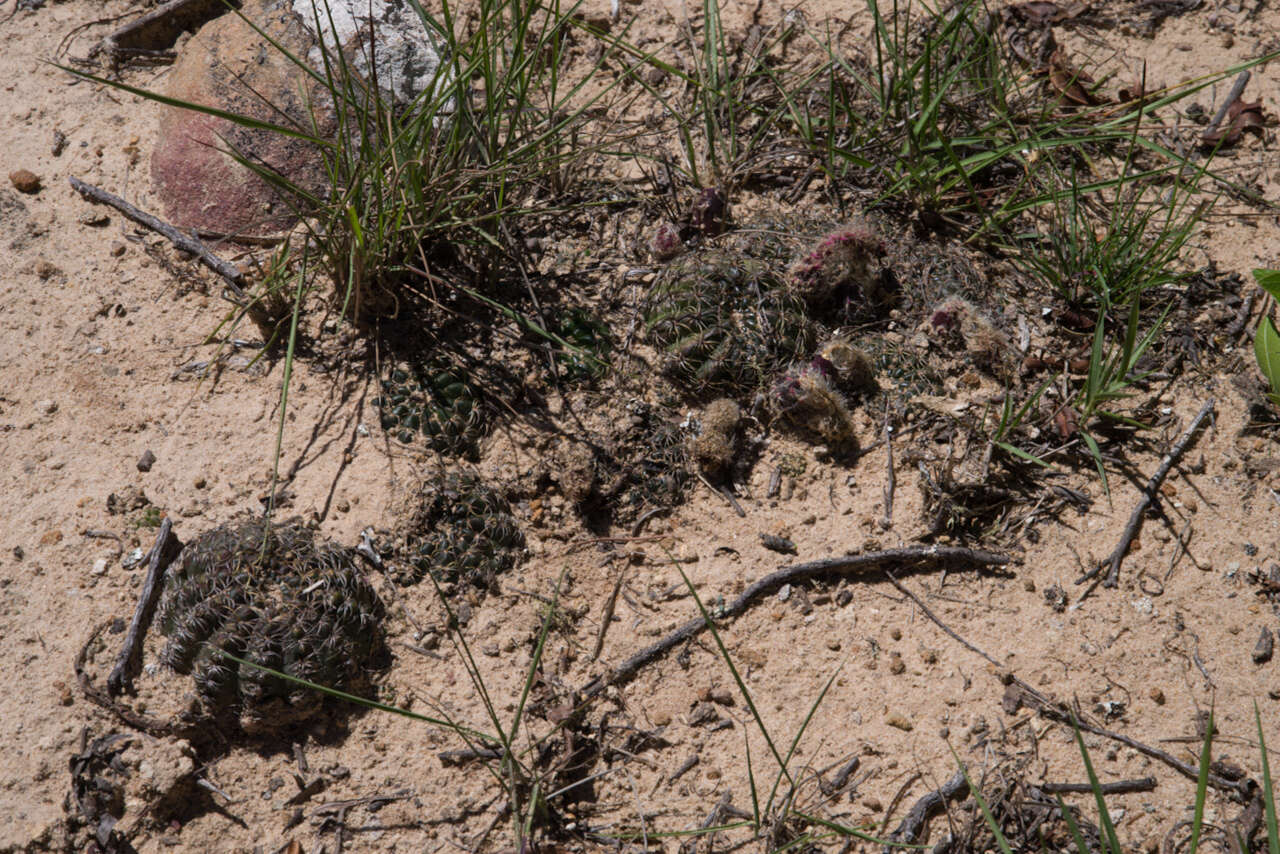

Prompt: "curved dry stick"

[579,545,1011,699]
[1077,398,1215,594]
[76,619,190,739]
[107,518,182,696]
[884,768,969,851]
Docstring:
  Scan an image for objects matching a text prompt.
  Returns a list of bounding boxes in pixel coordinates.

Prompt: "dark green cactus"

[372,356,485,456]
[603,402,691,522]
[399,472,524,588]
[644,250,814,397]
[156,518,385,729]
[550,308,613,382]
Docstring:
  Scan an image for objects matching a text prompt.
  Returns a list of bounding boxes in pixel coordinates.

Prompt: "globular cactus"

[645,250,815,397]
[772,359,858,449]
[373,357,485,456]
[788,223,886,307]
[399,472,524,589]
[551,308,613,383]
[605,403,691,521]
[926,296,1015,378]
[157,518,385,730]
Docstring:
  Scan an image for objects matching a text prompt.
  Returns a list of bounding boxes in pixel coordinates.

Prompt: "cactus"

[399,472,524,588]
[608,403,690,520]
[157,518,385,730]
[817,335,879,396]
[772,359,858,449]
[690,398,741,477]
[649,221,684,261]
[372,356,486,456]
[645,250,815,397]
[551,308,613,383]
[788,224,886,308]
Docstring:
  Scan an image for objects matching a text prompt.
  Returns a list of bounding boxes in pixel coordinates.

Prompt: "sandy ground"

[3,0,1280,851]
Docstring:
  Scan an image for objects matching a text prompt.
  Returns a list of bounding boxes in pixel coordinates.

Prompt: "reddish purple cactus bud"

[649,221,683,260]
[788,223,882,305]
[810,355,838,379]
[930,307,961,331]
[691,187,727,236]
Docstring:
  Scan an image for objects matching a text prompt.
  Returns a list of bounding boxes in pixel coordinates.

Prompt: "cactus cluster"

[772,359,859,448]
[157,518,385,729]
[645,250,815,397]
[788,224,886,308]
[398,472,524,588]
[373,357,486,456]
[604,402,691,521]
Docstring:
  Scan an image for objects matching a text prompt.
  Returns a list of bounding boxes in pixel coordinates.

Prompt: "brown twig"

[107,518,182,696]
[1202,71,1251,143]
[591,561,628,662]
[579,545,1011,698]
[1039,777,1156,795]
[68,176,248,299]
[76,619,188,739]
[884,571,1002,668]
[1078,398,1214,593]
[884,769,968,851]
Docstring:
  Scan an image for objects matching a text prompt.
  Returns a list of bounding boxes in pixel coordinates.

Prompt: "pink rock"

[150,0,332,237]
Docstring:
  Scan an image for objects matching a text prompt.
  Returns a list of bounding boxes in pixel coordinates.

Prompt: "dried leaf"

[1045,48,1105,106]
[1053,406,1079,440]
[1201,97,1266,146]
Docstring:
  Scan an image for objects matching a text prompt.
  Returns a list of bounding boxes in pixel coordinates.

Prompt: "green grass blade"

[1189,710,1215,852]
[949,746,1013,854]
[1256,702,1280,854]
[1055,795,1092,854]
[1255,316,1280,407]
[1071,717,1123,853]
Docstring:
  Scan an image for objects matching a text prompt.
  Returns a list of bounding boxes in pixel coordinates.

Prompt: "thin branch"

[884,769,968,851]
[1078,398,1214,593]
[579,545,1011,698]
[68,176,248,299]
[107,518,182,696]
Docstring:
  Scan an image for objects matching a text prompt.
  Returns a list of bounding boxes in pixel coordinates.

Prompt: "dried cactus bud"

[649,221,684,260]
[818,335,878,395]
[399,472,524,589]
[788,223,884,306]
[690,398,741,477]
[691,187,727,236]
[772,362,858,448]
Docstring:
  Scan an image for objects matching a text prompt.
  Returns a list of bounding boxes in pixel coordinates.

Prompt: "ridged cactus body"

[373,357,485,456]
[157,519,385,728]
[400,473,524,588]
[645,250,814,397]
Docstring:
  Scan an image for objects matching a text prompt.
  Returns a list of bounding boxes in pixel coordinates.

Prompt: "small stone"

[336,498,350,513]
[9,169,40,193]
[1254,628,1274,664]
[885,712,913,731]
[54,680,73,706]
[78,210,110,227]
[889,627,902,641]
[110,242,127,257]
[862,797,883,812]
[651,710,672,727]
[39,530,62,546]
[137,449,157,472]
[193,477,207,489]
[1023,579,1036,592]
[35,260,60,279]
[91,558,109,576]
[1149,688,1165,705]
[35,399,57,415]
[888,653,905,675]
[835,589,852,607]
[826,638,841,651]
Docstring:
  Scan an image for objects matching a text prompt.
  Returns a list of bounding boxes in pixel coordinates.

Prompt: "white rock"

[91,558,109,576]
[293,0,444,107]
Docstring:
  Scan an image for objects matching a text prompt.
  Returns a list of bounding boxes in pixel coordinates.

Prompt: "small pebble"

[90,558,109,576]
[1149,688,1165,705]
[889,653,905,675]
[35,399,57,415]
[9,169,40,193]
[137,449,156,472]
